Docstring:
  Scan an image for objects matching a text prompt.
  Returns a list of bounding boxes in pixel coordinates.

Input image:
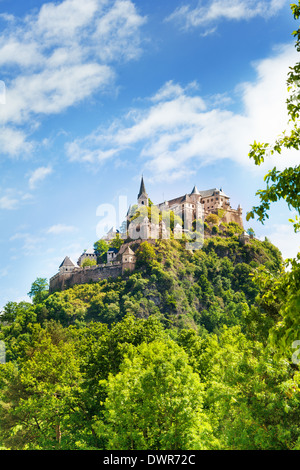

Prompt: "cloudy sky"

[0,0,299,309]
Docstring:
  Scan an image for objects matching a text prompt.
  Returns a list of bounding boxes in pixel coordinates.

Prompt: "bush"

[135,242,156,269]
[205,213,219,225]
[82,258,97,267]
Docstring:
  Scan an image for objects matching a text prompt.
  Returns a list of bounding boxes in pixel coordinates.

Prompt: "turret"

[190,185,200,196]
[59,256,76,273]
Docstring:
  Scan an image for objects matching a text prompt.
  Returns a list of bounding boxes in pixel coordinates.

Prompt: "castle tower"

[59,256,76,273]
[121,246,136,273]
[190,185,200,197]
[137,176,148,207]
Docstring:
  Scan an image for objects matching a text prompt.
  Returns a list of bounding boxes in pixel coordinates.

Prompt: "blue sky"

[0,0,299,309]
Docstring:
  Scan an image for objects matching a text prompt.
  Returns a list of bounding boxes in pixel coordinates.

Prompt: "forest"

[1,1,300,452]
[0,224,300,450]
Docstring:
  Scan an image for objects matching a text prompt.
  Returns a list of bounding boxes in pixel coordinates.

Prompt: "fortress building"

[49,177,243,293]
[156,183,243,229]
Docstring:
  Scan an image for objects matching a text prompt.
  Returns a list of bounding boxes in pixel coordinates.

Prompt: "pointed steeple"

[138,176,147,199]
[190,185,200,195]
[137,176,149,207]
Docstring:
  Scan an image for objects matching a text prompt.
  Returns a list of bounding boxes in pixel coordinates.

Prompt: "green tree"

[0,301,33,324]
[246,3,300,357]
[247,3,300,232]
[97,339,218,450]
[28,278,49,304]
[0,326,83,449]
[93,239,109,258]
[135,241,156,269]
[109,233,124,251]
[0,301,37,361]
[247,227,255,237]
[199,327,300,449]
[81,258,97,267]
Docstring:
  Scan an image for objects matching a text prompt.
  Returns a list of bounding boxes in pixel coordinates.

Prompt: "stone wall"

[222,208,243,228]
[49,262,123,293]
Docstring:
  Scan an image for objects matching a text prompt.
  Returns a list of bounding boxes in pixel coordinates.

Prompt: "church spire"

[137,176,148,207]
[138,175,147,199]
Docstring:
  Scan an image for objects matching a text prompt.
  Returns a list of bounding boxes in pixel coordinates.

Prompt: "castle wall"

[222,208,243,228]
[78,252,97,266]
[50,262,123,293]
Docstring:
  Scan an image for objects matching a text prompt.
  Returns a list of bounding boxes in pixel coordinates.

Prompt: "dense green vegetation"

[1,3,300,451]
[1,227,299,450]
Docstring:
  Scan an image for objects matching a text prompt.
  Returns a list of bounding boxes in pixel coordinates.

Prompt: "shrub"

[205,213,219,225]
[82,258,97,267]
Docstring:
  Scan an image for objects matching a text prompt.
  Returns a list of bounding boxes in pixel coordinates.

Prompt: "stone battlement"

[49,261,123,293]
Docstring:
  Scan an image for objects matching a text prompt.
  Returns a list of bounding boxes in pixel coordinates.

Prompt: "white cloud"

[66,139,120,164]
[0,267,8,278]
[0,188,35,211]
[267,223,300,260]
[35,0,99,43]
[166,0,287,31]
[46,224,78,235]
[3,64,113,125]
[65,43,299,180]
[0,0,146,156]
[28,166,53,189]
[9,232,45,255]
[0,126,33,157]
[0,195,18,210]
[92,0,147,62]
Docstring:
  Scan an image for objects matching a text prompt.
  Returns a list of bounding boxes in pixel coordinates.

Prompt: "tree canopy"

[246,2,300,360]
[0,3,300,451]
[1,229,299,450]
[247,3,300,232]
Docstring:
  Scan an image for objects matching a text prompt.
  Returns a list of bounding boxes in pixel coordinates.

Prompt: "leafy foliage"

[81,258,97,267]
[97,340,218,450]
[2,2,300,442]
[1,225,299,450]
[247,3,300,232]
[28,278,49,304]
[246,1,300,361]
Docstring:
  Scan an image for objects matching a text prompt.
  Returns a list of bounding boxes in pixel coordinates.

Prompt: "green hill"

[1,228,299,451]
[36,225,282,334]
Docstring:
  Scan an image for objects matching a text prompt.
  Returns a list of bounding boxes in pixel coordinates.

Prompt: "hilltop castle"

[145,176,242,229]
[49,178,243,293]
